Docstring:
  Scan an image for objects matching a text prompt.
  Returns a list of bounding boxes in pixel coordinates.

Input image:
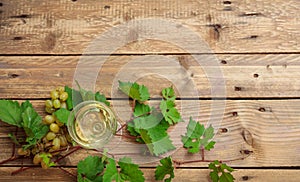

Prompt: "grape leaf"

[127,121,140,137]
[0,100,22,127]
[133,102,151,117]
[160,100,181,125]
[103,158,119,182]
[162,87,176,101]
[155,156,175,182]
[95,92,110,106]
[118,81,150,102]
[78,156,105,182]
[54,108,74,124]
[103,157,145,182]
[65,85,110,110]
[133,111,162,131]
[140,124,175,156]
[21,100,33,112]
[181,117,216,153]
[40,153,56,168]
[209,161,235,182]
[22,107,49,149]
[118,157,145,182]
[65,85,81,110]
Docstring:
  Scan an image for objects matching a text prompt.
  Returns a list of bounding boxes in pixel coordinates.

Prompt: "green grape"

[50,90,59,100]
[33,154,42,165]
[59,92,68,101]
[52,137,61,150]
[45,100,53,108]
[59,135,68,147]
[50,123,60,133]
[60,101,67,109]
[52,99,61,109]
[56,86,65,94]
[44,115,55,125]
[45,107,55,114]
[46,132,56,141]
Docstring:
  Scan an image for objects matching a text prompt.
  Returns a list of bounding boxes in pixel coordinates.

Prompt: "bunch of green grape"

[45,86,68,114]
[17,87,73,169]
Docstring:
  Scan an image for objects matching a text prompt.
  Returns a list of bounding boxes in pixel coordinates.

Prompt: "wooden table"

[1,0,300,181]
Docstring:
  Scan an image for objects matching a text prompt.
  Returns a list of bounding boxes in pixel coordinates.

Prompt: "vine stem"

[173,155,250,166]
[201,147,205,161]
[11,167,30,176]
[0,127,20,165]
[54,146,82,164]
[0,156,23,165]
[58,167,77,179]
[116,123,127,133]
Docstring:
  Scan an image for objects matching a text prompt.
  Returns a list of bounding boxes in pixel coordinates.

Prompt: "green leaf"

[162,87,176,101]
[119,157,145,182]
[220,172,235,182]
[133,112,162,131]
[21,100,33,112]
[40,153,56,167]
[0,100,22,127]
[54,108,74,125]
[155,157,175,182]
[181,117,216,153]
[95,92,110,106]
[21,107,49,149]
[160,100,181,125]
[133,102,151,117]
[118,81,150,102]
[103,158,120,182]
[65,85,110,110]
[127,121,140,137]
[77,156,104,181]
[210,171,219,182]
[208,161,235,182]
[65,85,83,110]
[205,141,216,151]
[140,124,175,156]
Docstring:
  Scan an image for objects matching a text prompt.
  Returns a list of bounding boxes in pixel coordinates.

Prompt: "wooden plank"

[1,55,300,98]
[1,100,299,167]
[0,167,300,182]
[0,0,299,54]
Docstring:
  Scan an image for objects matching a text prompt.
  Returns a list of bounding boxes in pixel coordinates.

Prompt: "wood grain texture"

[0,54,300,99]
[0,100,299,167]
[0,0,299,54]
[0,167,300,182]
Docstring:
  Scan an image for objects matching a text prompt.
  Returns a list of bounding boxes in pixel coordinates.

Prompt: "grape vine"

[0,81,250,182]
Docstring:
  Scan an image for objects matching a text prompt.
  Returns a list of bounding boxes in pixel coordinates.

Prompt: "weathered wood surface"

[1,100,299,167]
[1,0,299,181]
[0,0,299,54]
[1,168,300,182]
[1,54,300,99]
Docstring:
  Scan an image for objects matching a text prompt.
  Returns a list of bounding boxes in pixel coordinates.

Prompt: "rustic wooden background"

[0,0,300,181]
